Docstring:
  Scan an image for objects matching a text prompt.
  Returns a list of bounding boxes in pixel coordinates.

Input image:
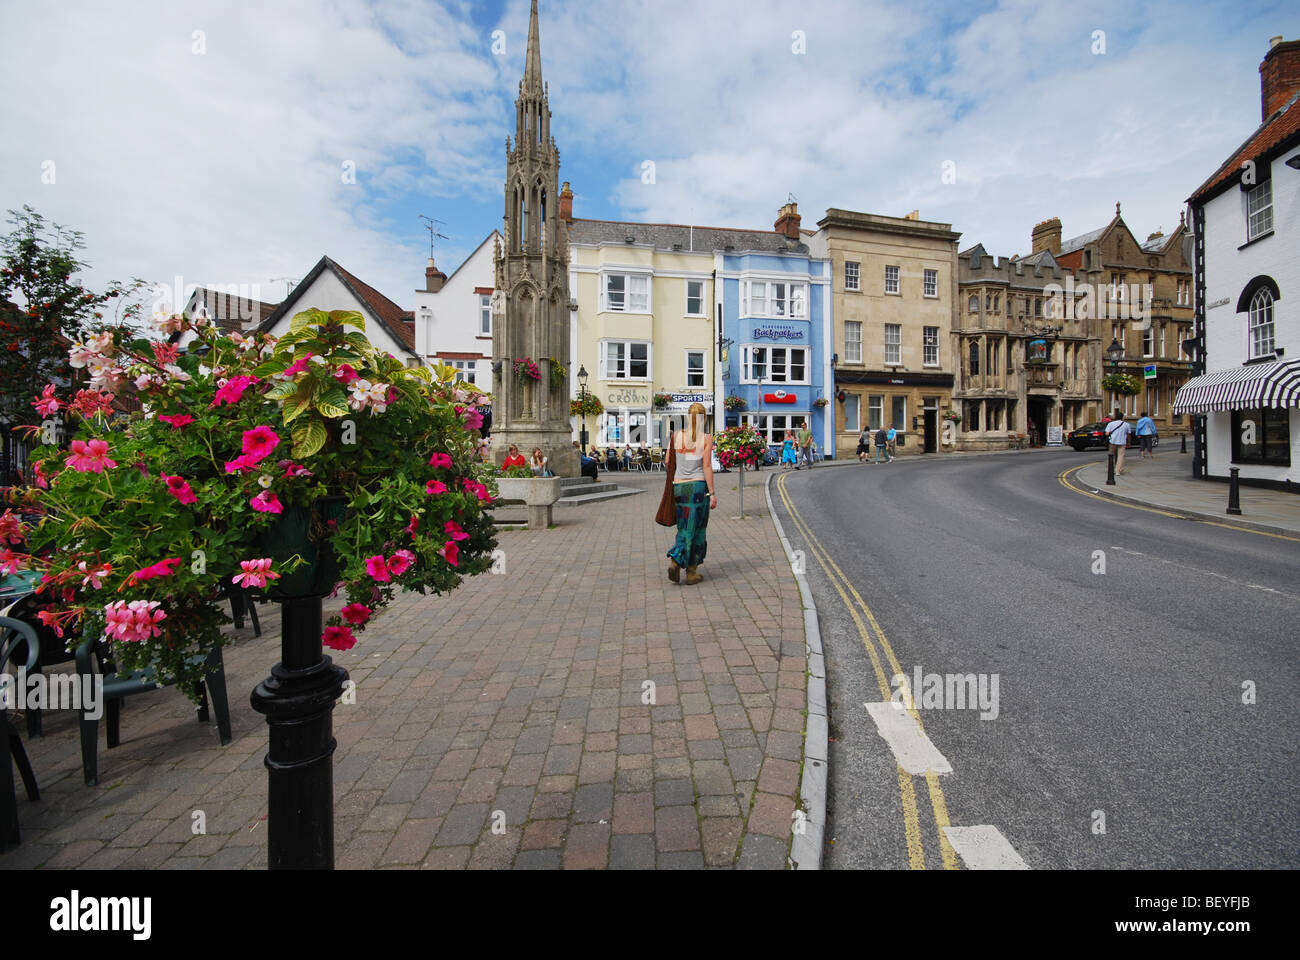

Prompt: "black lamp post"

[577,365,589,455]
[1105,338,1124,485]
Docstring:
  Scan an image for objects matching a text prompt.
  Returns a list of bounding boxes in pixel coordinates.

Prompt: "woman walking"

[780,430,798,469]
[666,402,717,586]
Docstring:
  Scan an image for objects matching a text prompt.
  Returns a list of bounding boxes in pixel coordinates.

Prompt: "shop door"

[924,410,937,453]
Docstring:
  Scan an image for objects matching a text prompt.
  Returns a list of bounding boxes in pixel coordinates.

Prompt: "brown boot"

[684,566,703,585]
[668,561,680,583]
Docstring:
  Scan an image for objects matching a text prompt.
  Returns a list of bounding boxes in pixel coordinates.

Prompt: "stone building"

[490,0,578,476]
[954,236,1097,449]
[806,208,960,457]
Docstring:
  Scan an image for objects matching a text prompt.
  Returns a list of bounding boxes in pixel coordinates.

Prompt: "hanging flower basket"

[1102,372,1142,395]
[713,424,767,468]
[259,496,347,600]
[513,357,541,385]
[569,394,603,418]
[723,395,746,412]
[547,358,566,391]
[652,393,672,409]
[942,411,962,423]
[813,397,829,408]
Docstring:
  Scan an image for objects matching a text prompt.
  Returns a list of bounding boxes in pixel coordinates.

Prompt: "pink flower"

[151,341,180,366]
[340,603,372,626]
[232,558,280,589]
[69,390,114,419]
[406,515,419,537]
[456,406,484,431]
[323,625,357,651]
[426,480,448,495]
[225,454,257,474]
[334,364,360,384]
[130,557,181,582]
[462,479,492,503]
[279,460,312,478]
[241,425,280,464]
[387,549,415,577]
[444,520,469,542]
[365,555,391,582]
[32,384,60,417]
[66,439,118,473]
[77,560,112,590]
[103,600,166,643]
[210,375,259,408]
[33,461,49,489]
[250,491,283,514]
[440,541,460,567]
[428,452,452,469]
[161,473,198,505]
[158,414,194,430]
[0,549,22,576]
[279,353,313,379]
[0,510,24,545]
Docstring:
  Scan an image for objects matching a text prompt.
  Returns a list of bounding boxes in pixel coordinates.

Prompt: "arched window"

[968,295,978,313]
[969,341,980,376]
[1249,288,1275,358]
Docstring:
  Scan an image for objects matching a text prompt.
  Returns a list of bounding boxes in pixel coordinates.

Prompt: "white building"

[258,256,421,366]
[412,232,501,387]
[1177,37,1300,489]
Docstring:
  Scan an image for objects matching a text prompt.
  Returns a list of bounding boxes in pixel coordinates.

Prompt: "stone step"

[557,486,646,505]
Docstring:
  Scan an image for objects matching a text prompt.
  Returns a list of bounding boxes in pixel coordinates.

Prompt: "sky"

[2,0,1298,314]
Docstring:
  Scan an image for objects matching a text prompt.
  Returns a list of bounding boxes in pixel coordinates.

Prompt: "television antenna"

[418,215,451,258]
[269,277,298,294]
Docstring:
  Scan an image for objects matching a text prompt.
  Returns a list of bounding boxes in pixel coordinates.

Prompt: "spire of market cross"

[491,0,578,477]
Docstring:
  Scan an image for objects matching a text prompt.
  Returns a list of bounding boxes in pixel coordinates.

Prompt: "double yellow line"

[774,471,958,870]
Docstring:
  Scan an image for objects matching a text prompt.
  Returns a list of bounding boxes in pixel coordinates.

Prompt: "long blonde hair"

[687,402,707,444]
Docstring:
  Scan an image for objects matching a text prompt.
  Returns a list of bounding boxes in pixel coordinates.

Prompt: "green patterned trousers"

[667,480,710,568]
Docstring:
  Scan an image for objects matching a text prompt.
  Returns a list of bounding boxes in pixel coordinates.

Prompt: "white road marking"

[1109,546,1300,601]
[943,825,1031,870]
[864,702,953,774]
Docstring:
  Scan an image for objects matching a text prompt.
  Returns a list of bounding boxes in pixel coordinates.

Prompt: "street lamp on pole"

[577,365,589,455]
[1105,338,1124,486]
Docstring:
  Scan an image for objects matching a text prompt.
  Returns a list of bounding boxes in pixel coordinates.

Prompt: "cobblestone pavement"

[2,471,806,870]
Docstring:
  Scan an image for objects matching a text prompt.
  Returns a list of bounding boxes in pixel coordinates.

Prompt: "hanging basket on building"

[652,392,672,409]
[1102,372,1142,395]
[546,358,566,391]
[513,357,541,385]
[942,410,962,423]
[813,397,829,408]
[570,394,603,418]
[723,395,747,412]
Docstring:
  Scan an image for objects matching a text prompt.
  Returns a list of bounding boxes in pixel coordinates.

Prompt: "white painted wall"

[1199,141,1300,483]
[413,232,500,387]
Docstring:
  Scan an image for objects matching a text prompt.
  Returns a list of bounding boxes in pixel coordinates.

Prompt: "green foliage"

[569,394,603,418]
[1102,372,1142,395]
[713,424,767,468]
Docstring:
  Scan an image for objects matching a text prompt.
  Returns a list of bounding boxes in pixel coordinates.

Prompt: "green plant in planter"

[497,465,534,479]
[2,308,498,694]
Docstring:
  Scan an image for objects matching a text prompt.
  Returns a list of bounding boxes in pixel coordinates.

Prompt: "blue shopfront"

[717,252,832,458]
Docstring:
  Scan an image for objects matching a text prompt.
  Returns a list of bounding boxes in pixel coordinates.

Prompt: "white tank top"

[674,434,705,482]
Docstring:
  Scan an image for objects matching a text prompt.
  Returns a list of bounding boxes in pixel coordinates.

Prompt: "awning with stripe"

[1172,358,1300,414]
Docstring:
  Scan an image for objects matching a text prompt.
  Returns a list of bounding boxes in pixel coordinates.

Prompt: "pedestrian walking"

[781,430,798,468]
[857,427,872,462]
[1136,410,1157,459]
[874,425,891,463]
[664,402,716,586]
[886,425,898,460]
[797,423,814,469]
[1105,409,1132,475]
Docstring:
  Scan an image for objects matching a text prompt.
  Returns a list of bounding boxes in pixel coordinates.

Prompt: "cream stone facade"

[807,209,960,457]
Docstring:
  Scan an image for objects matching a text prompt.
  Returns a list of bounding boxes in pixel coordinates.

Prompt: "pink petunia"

[161,473,198,505]
[440,541,460,567]
[405,515,419,537]
[250,491,283,514]
[462,479,492,503]
[455,406,484,431]
[322,625,357,651]
[387,549,415,577]
[32,384,60,417]
[210,375,259,408]
[232,558,280,590]
[426,480,448,495]
[444,520,469,542]
[333,364,360,384]
[365,555,391,582]
[158,414,194,430]
[240,425,280,464]
[225,454,257,474]
[340,603,372,626]
[131,557,181,582]
[428,452,452,469]
[279,460,312,478]
[66,439,118,473]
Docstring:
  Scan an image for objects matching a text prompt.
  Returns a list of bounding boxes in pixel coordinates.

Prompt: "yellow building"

[564,199,719,451]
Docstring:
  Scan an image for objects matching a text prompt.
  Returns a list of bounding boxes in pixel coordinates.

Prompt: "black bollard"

[250,596,348,869]
[1180,433,1187,454]
[1106,449,1117,486]
[1226,467,1242,516]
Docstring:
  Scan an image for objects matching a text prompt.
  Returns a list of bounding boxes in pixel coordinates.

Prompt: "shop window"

[1231,407,1290,465]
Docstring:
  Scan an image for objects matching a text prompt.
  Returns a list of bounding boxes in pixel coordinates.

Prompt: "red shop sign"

[763,391,796,404]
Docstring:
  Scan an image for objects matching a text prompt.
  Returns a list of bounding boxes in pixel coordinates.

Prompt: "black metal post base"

[250,596,348,869]
[1106,451,1117,486]
[1180,433,1187,454]
[1226,467,1242,516]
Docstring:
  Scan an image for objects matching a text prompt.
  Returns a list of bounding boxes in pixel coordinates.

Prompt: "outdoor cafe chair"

[1,616,42,852]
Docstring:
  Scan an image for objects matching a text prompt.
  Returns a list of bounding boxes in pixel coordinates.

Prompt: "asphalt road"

[769,450,1300,870]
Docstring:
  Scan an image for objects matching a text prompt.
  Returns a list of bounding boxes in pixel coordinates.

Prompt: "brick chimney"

[774,201,801,240]
[1031,217,1062,255]
[1261,37,1300,120]
[559,181,574,222]
[425,257,447,294]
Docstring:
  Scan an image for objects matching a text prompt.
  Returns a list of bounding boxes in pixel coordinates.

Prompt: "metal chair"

[1,616,41,852]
